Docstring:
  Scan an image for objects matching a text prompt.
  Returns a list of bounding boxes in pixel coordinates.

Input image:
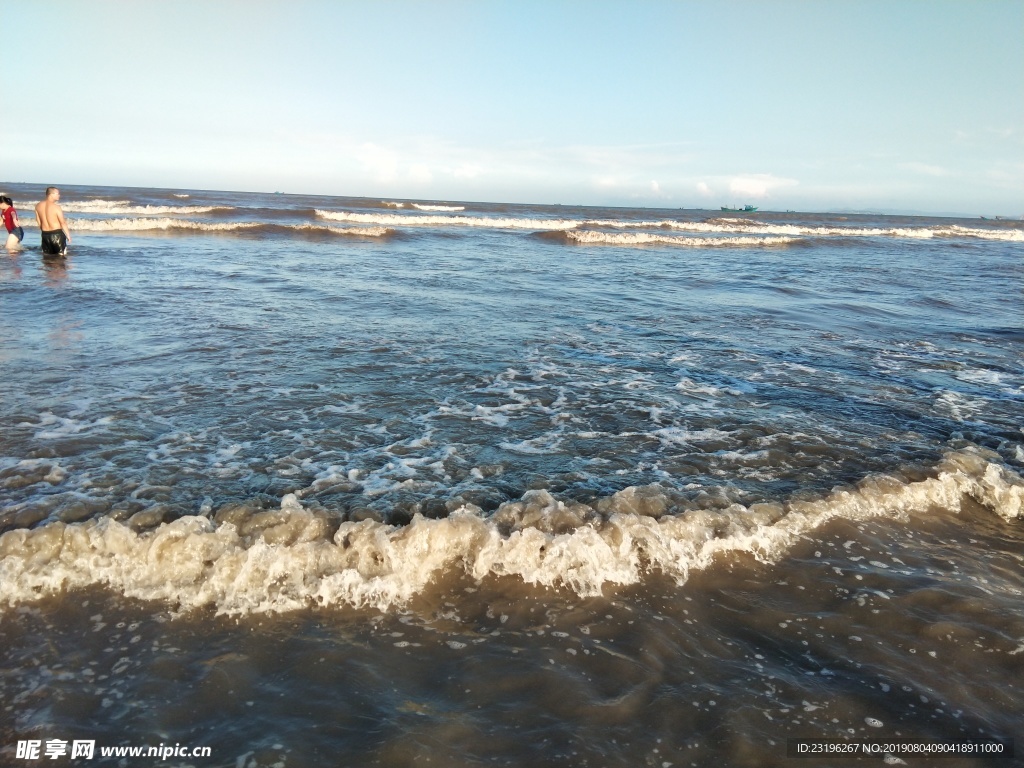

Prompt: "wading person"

[34,187,71,256]
[0,196,25,251]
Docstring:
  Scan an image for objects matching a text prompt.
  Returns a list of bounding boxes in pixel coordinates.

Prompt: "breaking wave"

[22,217,390,237]
[945,224,1024,242]
[564,231,797,247]
[412,203,466,212]
[314,210,1024,241]
[316,209,582,230]
[661,221,1024,242]
[0,450,1019,615]
[588,219,1024,241]
[60,199,233,215]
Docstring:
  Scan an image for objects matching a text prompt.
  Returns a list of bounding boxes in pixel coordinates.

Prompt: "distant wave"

[172,194,190,198]
[315,209,1024,241]
[317,209,581,230]
[564,231,797,247]
[0,449,1018,614]
[61,199,233,215]
[381,201,468,211]
[22,217,390,237]
[285,223,391,237]
[944,224,1024,242]
[24,204,1023,244]
[587,218,1024,241]
[412,203,466,212]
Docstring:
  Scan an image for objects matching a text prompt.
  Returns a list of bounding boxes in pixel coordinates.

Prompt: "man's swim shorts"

[41,229,67,256]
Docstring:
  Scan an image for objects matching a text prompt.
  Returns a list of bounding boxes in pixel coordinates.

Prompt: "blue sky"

[3,0,1022,214]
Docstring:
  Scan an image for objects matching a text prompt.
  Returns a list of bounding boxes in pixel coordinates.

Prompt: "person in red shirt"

[1,196,25,251]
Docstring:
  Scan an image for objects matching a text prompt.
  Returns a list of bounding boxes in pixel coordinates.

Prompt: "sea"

[0,183,1022,767]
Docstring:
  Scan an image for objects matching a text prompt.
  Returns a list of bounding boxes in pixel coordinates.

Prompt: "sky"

[3,0,1022,215]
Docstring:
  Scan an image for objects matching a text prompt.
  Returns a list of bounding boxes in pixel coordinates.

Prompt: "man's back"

[35,198,64,231]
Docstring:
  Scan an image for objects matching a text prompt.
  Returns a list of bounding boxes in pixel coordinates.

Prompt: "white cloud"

[650,180,661,195]
[728,174,798,199]
[696,181,713,197]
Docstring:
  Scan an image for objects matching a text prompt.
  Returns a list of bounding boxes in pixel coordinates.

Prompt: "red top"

[2,206,16,233]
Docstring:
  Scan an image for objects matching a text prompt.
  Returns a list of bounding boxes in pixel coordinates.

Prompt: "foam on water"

[592,219,1024,241]
[20,217,391,236]
[316,209,583,230]
[314,209,1024,242]
[0,449,1019,615]
[946,224,1024,241]
[412,204,466,212]
[60,200,233,215]
[564,230,797,247]
[23,410,116,440]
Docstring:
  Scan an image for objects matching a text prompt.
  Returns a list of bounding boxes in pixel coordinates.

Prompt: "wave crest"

[590,219,1024,241]
[565,230,797,247]
[22,217,390,236]
[316,209,580,230]
[61,200,233,215]
[313,210,1024,241]
[412,204,466,212]
[0,450,1019,615]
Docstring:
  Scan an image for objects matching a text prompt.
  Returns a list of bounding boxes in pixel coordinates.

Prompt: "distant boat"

[721,205,758,212]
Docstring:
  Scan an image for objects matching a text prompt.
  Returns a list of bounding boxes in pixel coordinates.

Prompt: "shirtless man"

[35,187,71,256]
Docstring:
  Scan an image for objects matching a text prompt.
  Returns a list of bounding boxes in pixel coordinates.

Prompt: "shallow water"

[1,183,1022,766]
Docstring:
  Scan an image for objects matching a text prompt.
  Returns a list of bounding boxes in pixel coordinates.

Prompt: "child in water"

[1,196,25,251]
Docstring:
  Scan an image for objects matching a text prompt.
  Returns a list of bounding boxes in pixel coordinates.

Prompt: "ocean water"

[0,183,1022,767]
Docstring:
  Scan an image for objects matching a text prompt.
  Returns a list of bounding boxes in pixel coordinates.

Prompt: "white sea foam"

[953,368,1023,397]
[61,200,232,215]
[314,209,1023,242]
[412,204,466,212]
[382,201,405,208]
[0,449,1019,615]
[934,390,988,421]
[946,225,1024,242]
[70,217,264,232]
[287,223,391,237]
[498,430,565,454]
[52,198,126,210]
[21,217,390,237]
[652,427,732,446]
[590,219,1024,241]
[316,209,581,230]
[669,221,936,239]
[23,411,115,440]
[565,231,796,247]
